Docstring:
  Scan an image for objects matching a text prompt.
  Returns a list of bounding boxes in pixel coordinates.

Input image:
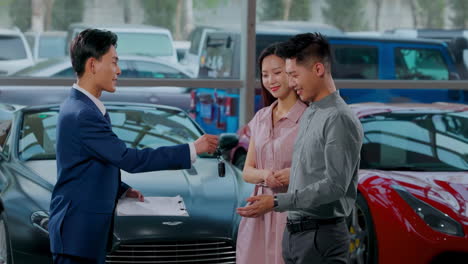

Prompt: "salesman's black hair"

[70,29,118,77]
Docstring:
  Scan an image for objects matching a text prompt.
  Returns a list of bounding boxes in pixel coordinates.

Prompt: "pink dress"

[236,100,307,264]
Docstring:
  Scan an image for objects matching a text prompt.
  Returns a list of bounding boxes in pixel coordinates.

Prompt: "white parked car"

[66,24,178,64]
[0,27,34,76]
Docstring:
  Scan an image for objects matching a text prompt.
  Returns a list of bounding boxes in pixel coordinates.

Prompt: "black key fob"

[218,161,225,177]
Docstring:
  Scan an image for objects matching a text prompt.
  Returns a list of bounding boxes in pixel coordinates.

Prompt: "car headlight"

[392,185,464,237]
[31,211,49,235]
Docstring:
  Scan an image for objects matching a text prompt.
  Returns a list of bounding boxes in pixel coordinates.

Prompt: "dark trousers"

[282,219,350,264]
[53,254,103,264]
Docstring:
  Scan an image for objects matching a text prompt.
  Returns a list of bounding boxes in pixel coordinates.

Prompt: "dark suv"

[191,29,465,135]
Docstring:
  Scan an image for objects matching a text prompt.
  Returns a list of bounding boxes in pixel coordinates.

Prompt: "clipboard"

[116,195,189,216]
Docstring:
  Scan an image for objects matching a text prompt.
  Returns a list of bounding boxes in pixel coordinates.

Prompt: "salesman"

[49,28,219,264]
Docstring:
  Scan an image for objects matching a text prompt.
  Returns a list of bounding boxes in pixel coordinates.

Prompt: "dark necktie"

[104,112,111,123]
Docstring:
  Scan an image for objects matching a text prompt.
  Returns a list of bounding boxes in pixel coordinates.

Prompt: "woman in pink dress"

[236,43,307,264]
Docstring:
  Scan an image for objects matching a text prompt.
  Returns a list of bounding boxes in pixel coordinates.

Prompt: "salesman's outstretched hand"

[194,134,219,154]
[236,195,274,218]
[126,188,144,202]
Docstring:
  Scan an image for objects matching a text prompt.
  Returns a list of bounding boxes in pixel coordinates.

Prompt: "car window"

[116,33,173,57]
[129,61,189,79]
[0,111,13,154]
[332,45,379,79]
[395,48,449,80]
[18,107,202,161]
[188,28,203,55]
[360,111,467,171]
[199,34,236,78]
[0,35,27,60]
[38,36,66,59]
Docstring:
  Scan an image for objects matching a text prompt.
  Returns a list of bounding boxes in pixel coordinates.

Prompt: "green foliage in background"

[51,0,84,30]
[258,0,283,21]
[289,0,309,21]
[0,0,12,8]
[141,0,177,32]
[8,0,31,31]
[322,0,367,31]
[194,0,228,10]
[416,0,445,28]
[450,0,468,28]
[258,0,310,21]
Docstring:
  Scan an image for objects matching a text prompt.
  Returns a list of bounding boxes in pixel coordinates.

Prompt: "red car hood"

[360,170,468,219]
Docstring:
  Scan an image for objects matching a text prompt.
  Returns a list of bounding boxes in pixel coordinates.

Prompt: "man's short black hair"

[278,32,331,71]
[70,29,118,77]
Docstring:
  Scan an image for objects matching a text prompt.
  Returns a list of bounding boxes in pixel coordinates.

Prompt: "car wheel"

[0,213,11,264]
[348,193,377,264]
[233,152,246,170]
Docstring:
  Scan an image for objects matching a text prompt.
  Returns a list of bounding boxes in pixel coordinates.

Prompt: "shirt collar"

[309,91,339,109]
[265,99,307,124]
[283,100,308,123]
[72,83,106,115]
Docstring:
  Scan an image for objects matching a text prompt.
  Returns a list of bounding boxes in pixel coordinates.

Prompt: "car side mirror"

[219,133,239,151]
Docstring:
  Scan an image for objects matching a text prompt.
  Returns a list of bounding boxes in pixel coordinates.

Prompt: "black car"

[0,102,253,263]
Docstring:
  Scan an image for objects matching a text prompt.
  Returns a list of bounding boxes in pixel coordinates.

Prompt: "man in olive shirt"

[237,33,363,263]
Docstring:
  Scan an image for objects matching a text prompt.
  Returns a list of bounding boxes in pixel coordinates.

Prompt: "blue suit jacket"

[49,88,191,260]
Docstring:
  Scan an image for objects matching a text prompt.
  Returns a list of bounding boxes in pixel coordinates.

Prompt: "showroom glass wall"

[0,0,467,127]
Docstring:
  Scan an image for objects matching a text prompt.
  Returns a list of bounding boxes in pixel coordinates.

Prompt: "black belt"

[286,217,345,234]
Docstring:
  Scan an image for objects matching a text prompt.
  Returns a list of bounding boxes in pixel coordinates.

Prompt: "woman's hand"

[264,170,283,188]
[273,168,290,186]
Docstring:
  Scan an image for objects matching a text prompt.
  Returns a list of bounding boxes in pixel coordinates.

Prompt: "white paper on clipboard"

[116,195,189,217]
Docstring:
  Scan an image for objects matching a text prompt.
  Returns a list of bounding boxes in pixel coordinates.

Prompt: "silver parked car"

[4,56,195,111]
[13,55,194,79]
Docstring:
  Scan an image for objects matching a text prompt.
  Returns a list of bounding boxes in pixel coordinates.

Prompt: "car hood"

[24,158,245,241]
[362,170,468,218]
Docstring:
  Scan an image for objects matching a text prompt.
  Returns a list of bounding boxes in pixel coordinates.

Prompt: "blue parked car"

[191,30,466,135]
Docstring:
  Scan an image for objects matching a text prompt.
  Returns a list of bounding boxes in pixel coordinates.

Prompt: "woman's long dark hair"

[258,43,284,107]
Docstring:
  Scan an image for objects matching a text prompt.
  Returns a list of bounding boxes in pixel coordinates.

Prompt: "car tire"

[347,193,378,264]
[233,152,246,170]
[0,212,11,264]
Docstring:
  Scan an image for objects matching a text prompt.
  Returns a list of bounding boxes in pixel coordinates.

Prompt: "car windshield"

[0,35,27,60]
[18,106,203,161]
[360,111,468,171]
[116,33,173,57]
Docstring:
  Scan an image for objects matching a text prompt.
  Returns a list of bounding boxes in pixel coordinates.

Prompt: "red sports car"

[231,102,468,264]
